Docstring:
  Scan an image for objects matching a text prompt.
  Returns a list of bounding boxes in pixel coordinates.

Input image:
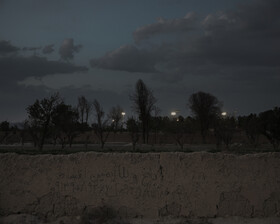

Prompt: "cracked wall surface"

[0,152,280,221]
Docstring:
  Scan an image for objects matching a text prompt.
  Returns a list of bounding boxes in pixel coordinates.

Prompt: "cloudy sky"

[0,0,279,122]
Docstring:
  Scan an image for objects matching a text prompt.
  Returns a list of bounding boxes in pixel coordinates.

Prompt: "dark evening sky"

[0,0,279,122]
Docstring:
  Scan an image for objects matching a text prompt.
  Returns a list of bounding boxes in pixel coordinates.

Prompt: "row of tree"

[0,79,279,151]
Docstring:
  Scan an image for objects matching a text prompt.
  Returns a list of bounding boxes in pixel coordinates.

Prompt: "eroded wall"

[0,152,280,220]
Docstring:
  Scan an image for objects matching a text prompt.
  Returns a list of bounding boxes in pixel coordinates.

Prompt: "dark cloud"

[0,40,19,55]
[90,44,159,73]
[22,46,41,51]
[59,38,82,61]
[42,44,55,54]
[133,12,197,43]
[0,55,88,83]
[197,0,280,67]
[0,40,89,121]
[90,0,280,78]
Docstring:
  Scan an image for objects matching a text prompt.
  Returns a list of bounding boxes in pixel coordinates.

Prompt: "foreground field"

[1,151,280,223]
[0,142,277,155]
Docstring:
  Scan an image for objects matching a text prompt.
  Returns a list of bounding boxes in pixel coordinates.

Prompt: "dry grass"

[0,141,276,155]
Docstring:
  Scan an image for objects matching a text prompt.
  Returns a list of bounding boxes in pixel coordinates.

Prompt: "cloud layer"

[59,38,82,61]
[0,40,88,121]
[0,55,88,84]
[90,0,280,79]
[90,45,159,73]
[0,40,19,55]
[133,12,197,43]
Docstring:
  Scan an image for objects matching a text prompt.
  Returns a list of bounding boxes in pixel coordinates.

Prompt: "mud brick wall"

[0,152,280,220]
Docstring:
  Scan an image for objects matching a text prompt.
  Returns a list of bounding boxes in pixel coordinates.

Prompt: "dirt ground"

[1,214,280,224]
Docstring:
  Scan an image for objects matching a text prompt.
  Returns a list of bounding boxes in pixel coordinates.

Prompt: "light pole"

[121,112,126,130]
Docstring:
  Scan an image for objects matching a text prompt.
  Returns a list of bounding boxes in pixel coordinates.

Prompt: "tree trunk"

[69,138,73,148]
[40,120,50,151]
[201,129,206,144]
[142,124,146,144]
[101,141,105,149]
[133,143,136,151]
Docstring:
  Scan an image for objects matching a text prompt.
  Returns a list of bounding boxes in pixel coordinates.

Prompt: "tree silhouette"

[150,106,161,145]
[77,96,93,148]
[52,103,80,148]
[108,105,123,135]
[25,119,40,147]
[77,95,92,124]
[259,107,280,150]
[214,116,236,150]
[130,79,157,144]
[92,99,109,149]
[167,116,186,149]
[26,93,63,150]
[126,117,140,151]
[238,114,261,148]
[188,91,222,143]
[0,121,10,144]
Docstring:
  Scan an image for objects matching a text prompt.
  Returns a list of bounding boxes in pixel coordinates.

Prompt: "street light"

[221,112,227,117]
[121,112,126,129]
[171,111,176,116]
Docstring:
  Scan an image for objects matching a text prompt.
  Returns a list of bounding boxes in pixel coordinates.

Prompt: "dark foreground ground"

[1,214,280,224]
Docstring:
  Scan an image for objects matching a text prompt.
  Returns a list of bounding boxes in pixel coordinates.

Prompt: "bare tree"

[130,79,157,144]
[126,117,140,151]
[165,116,187,150]
[151,106,161,145]
[238,114,261,148]
[25,119,40,147]
[26,93,63,150]
[214,116,236,150]
[108,105,123,135]
[52,103,80,148]
[259,107,280,150]
[92,99,109,149]
[188,91,222,143]
[0,121,10,144]
[77,96,92,124]
[77,96,93,147]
